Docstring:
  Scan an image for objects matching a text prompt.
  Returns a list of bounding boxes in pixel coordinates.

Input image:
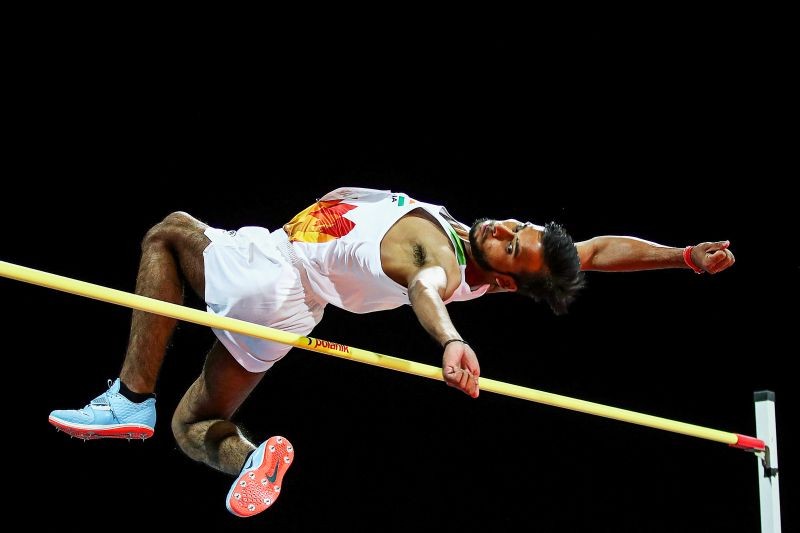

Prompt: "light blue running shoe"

[49,378,156,440]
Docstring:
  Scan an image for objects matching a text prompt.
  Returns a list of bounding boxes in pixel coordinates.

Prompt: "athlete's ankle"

[118,379,156,403]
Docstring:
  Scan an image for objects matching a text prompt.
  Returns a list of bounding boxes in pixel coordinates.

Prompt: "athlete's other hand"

[442,341,480,398]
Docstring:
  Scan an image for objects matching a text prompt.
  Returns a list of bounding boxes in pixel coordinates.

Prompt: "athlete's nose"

[493,223,514,240]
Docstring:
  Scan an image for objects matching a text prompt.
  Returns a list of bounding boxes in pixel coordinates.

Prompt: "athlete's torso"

[283,187,489,313]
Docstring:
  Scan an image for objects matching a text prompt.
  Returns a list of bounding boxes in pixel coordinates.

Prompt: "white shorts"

[203,226,326,372]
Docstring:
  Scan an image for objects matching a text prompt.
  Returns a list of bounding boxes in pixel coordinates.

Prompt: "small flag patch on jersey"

[393,195,416,206]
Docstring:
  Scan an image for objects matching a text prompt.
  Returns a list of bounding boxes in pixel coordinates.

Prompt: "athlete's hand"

[442,340,480,398]
[692,240,735,274]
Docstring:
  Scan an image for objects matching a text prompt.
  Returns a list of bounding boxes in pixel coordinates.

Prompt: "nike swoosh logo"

[266,463,279,483]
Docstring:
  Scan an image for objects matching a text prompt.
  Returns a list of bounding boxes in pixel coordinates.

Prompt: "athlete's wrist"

[442,338,468,349]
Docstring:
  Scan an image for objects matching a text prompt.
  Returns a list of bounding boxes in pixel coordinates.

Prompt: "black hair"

[512,221,585,315]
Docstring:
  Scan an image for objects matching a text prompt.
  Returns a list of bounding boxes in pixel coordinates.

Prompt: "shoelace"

[86,379,119,421]
[89,379,113,405]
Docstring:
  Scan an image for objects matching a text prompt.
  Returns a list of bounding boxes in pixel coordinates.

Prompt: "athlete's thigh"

[162,212,211,298]
[179,340,266,422]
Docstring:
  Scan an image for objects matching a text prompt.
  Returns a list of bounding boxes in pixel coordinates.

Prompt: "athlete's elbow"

[407,278,445,303]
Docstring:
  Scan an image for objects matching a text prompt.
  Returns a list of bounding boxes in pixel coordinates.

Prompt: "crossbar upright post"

[755,391,781,533]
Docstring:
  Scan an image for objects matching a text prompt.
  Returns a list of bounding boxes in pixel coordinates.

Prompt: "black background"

[4,24,794,532]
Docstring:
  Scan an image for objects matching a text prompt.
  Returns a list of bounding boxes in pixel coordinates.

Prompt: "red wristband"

[683,246,704,274]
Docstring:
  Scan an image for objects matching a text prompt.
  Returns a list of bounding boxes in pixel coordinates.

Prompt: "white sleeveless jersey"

[283,187,490,313]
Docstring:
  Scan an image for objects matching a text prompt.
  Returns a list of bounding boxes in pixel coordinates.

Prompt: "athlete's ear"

[495,275,517,292]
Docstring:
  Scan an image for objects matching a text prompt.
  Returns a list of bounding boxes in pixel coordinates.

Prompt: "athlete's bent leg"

[172,340,265,474]
[49,211,211,440]
[172,341,294,518]
[121,211,211,394]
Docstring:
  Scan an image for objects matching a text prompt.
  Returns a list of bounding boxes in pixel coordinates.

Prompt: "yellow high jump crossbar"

[0,259,765,453]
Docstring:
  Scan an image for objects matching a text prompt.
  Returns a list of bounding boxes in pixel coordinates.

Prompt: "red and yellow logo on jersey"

[284,200,357,243]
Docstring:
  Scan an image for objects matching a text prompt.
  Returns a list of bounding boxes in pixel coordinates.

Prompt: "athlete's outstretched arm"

[407,266,480,398]
[575,237,735,274]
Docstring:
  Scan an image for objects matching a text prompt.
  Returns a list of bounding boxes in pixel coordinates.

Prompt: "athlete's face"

[469,218,545,277]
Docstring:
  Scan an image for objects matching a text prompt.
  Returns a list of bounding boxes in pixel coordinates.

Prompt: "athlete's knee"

[154,211,200,233]
[171,404,241,468]
[142,211,201,249]
[162,211,199,226]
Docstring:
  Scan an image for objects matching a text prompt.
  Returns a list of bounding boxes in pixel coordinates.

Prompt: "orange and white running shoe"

[226,435,294,518]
